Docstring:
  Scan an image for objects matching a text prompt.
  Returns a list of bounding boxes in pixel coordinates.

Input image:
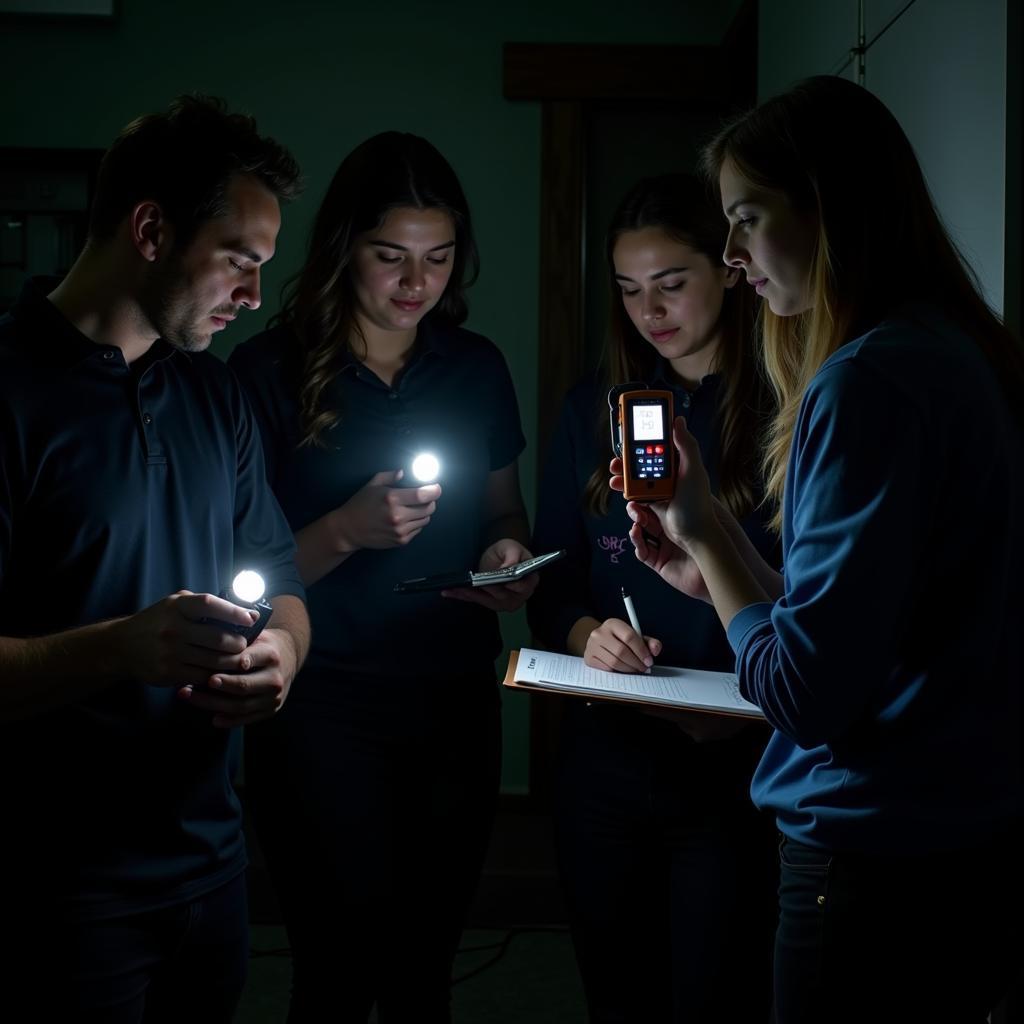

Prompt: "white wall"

[759,0,1008,313]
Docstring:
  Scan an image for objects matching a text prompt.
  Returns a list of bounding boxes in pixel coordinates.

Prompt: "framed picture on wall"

[0,0,116,21]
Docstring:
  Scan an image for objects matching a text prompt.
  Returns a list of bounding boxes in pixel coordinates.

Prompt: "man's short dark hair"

[88,94,302,246]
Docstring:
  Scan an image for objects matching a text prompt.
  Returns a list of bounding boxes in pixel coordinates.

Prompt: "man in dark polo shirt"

[0,96,310,1020]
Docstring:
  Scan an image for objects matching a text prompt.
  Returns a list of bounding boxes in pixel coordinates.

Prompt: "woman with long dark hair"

[624,76,1024,1023]
[528,173,778,1022]
[229,132,534,1021]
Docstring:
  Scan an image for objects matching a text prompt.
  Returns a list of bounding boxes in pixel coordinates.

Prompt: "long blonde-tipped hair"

[702,75,1024,531]
[747,224,845,531]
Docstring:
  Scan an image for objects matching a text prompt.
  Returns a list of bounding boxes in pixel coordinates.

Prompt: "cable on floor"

[249,924,571,985]
[452,926,569,986]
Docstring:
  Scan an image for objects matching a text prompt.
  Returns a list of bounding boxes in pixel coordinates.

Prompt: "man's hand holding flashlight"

[111,591,260,689]
[179,625,301,728]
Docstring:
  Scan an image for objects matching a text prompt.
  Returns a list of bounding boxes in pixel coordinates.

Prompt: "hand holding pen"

[579,588,662,674]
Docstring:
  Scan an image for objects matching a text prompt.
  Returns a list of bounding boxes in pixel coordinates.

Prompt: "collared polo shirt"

[229,317,526,687]
[0,279,304,918]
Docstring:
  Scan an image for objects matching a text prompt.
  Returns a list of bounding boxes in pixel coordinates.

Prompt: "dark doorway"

[503,0,758,806]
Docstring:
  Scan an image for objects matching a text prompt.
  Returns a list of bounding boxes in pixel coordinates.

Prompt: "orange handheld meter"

[609,385,676,502]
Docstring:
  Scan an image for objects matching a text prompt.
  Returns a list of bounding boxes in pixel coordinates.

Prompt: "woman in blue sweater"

[529,174,778,1022]
[624,76,1024,1023]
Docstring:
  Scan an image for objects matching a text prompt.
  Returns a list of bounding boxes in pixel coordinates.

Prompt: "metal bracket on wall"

[832,0,920,86]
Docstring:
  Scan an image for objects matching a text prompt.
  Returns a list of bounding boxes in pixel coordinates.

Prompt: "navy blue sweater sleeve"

[728,356,934,747]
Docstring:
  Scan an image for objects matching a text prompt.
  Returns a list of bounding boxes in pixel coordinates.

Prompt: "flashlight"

[407,451,441,485]
[207,570,273,645]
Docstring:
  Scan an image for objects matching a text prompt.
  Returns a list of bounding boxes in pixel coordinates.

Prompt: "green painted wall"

[1,0,742,791]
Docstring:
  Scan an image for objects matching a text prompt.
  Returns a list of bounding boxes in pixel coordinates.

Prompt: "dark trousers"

[245,671,502,1023]
[4,872,248,1024]
[775,823,1024,1023]
[556,702,777,1023]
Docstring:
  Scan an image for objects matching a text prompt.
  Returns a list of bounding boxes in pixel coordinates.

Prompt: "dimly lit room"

[1,0,1021,1021]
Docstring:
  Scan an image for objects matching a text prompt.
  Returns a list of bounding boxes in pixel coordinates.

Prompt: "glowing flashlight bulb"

[232,570,266,604]
[410,452,440,483]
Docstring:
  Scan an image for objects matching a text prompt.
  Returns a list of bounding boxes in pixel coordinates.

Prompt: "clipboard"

[502,649,765,720]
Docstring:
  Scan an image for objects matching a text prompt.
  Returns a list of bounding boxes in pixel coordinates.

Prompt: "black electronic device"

[608,383,676,502]
[394,550,566,594]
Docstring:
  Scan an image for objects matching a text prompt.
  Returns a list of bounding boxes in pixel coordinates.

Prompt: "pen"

[621,586,643,638]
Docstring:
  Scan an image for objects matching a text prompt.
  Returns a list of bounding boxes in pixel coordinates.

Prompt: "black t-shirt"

[229,318,526,689]
[0,279,304,919]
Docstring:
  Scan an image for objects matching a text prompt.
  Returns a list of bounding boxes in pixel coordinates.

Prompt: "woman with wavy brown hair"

[229,132,534,1022]
[528,173,778,1022]
[625,76,1024,1023]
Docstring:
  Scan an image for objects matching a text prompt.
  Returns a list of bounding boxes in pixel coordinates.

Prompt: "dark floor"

[239,925,585,1023]
[238,802,1024,1024]
[239,802,588,1023]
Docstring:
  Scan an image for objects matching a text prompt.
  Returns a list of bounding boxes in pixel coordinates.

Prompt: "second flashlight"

[403,451,441,487]
[218,569,273,645]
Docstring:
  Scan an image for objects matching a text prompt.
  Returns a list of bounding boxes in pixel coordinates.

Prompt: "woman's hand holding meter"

[609,416,715,602]
[332,469,441,552]
[623,508,713,604]
[617,417,777,626]
[612,416,716,548]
